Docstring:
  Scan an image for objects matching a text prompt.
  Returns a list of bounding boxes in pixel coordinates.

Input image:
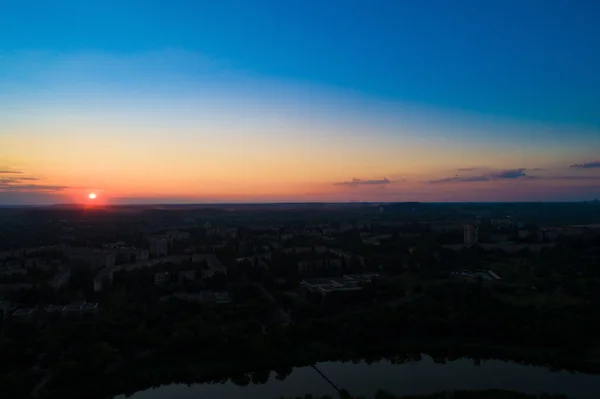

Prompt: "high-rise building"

[149,236,168,257]
[464,224,479,247]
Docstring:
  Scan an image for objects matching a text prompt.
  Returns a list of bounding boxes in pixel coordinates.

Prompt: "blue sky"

[3,0,599,126]
[1,0,599,204]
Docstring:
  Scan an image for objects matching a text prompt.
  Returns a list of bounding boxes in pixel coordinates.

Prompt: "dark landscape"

[2,202,600,398]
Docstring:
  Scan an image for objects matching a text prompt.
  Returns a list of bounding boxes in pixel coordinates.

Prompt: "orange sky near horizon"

[1,51,599,204]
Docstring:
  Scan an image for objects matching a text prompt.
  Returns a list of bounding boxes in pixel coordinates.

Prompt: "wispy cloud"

[430,168,529,184]
[542,175,600,181]
[0,176,41,185]
[0,176,40,184]
[570,161,600,169]
[334,177,393,187]
[430,176,488,184]
[0,169,69,192]
[0,184,70,192]
[491,169,528,179]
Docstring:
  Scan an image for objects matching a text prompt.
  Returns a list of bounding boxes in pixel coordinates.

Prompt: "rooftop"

[319,282,362,294]
[452,270,502,281]
[343,273,380,283]
[175,290,232,304]
[13,307,36,317]
[301,273,378,294]
[301,277,348,288]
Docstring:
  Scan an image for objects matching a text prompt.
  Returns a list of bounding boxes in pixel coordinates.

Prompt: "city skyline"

[1,1,599,204]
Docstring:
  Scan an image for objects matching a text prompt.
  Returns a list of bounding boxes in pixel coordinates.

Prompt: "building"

[178,270,197,282]
[518,229,533,239]
[329,248,365,266]
[444,242,556,253]
[12,302,98,320]
[297,258,342,276]
[300,277,360,294]
[343,273,379,283]
[51,267,71,290]
[12,307,38,319]
[464,224,479,247]
[300,273,378,295]
[149,236,168,257]
[430,223,464,233]
[110,247,150,263]
[93,255,189,292]
[192,254,228,278]
[490,218,514,229]
[0,283,33,293]
[0,266,27,277]
[283,246,328,255]
[206,227,238,238]
[45,301,98,317]
[154,272,171,286]
[0,245,65,261]
[174,290,232,304]
[65,247,116,270]
[360,234,393,246]
[165,231,191,242]
[0,300,12,328]
[451,270,502,283]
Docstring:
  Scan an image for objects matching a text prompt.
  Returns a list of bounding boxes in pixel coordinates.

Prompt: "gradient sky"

[1,0,599,204]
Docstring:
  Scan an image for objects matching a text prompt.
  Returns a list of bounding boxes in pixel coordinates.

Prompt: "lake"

[114,356,600,399]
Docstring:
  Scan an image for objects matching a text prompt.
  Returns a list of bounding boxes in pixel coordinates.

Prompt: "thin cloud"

[334,178,392,187]
[430,168,529,184]
[570,161,600,169]
[541,175,600,181]
[0,183,70,192]
[0,176,41,185]
[0,170,69,192]
[492,169,528,179]
[430,176,489,184]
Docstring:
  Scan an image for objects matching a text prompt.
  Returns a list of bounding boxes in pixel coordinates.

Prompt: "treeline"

[34,280,600,398]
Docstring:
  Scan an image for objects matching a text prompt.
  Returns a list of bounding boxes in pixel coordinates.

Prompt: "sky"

[1,0,599,204]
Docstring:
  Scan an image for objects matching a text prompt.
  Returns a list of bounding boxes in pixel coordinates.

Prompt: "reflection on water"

[115,356,600,399]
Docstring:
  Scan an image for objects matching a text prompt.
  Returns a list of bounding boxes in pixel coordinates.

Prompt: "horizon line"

[1,200,598,208]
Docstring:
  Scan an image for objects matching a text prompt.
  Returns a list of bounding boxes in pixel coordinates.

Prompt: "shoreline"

[84,341,600,399]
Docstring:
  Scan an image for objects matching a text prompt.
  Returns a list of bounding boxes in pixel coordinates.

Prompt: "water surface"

[115,356,600,399]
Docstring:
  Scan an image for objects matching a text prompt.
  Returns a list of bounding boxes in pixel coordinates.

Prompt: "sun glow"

[88,193,97,200]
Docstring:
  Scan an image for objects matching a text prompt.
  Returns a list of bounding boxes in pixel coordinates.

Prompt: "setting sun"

[88,193,97,200]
